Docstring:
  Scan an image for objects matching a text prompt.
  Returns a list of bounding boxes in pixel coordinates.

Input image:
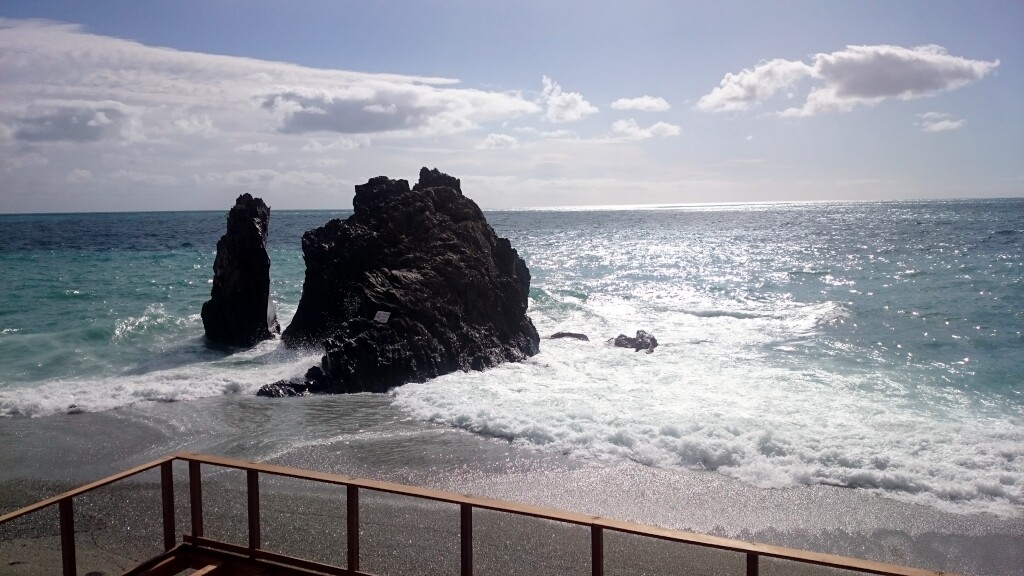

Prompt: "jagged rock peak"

[201,193,279,347]
[275,168,539,394]
[414,167,462,194]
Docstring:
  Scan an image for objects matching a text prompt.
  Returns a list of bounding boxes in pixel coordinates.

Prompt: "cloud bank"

[0,18,539,141]
[0,18,552,211]
[697,45,998,116]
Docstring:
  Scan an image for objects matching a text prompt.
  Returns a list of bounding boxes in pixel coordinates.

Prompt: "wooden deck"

[0,451,952,576]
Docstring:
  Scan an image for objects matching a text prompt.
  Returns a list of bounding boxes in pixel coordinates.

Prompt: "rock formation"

[550,332,590,341]
[272,167,539,394]
[610,330,658,353]
[202,193,279,347]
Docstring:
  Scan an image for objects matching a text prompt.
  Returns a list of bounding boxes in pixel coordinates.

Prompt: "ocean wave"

[392,342,1024,517]
[983,229,1021,244]
[678,301,849,335]
[112,304,191,342]
[0,344,322,417]
[788,269,829,277]
[811,301,851,326]
[681,308,768,320]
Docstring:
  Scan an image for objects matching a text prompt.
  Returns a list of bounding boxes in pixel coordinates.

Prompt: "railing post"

[347,485,359,572]
[247,469,261,555]
[160,461,175,550]
[746,552,759,576]
[188,460,204,538]
[591,525,603,576]
[460,503,473,576]
[58,497,76,576]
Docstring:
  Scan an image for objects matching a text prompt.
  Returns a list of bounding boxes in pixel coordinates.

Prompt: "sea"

[1,199,1022,535]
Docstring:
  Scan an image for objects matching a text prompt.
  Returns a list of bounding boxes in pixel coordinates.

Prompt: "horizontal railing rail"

[0,451,950,576]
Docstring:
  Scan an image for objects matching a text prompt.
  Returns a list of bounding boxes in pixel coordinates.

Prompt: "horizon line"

[0,195,1021,217]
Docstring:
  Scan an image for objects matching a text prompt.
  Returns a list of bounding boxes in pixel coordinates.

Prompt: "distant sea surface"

[1,199,1022,517]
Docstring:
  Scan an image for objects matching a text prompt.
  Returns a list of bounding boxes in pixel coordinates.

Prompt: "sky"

[0,1,1021,212]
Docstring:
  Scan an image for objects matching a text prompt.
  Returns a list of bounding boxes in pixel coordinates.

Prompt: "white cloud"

[697,59,814,113]
[611,119,681,140]
[302,136,369,152]
[197,169,347,191]
[263,83,538,136]
[11,102,133,143]
[476,133,518,150]
[112,169,178,186]
[540,129,575,139]
[916,112,966,132]
[611,96,671,112]
[698,45,998,116]
[169,114,217,137]
[510,127,575,139]
[235,142,278,154]
[922,119,965,132]
[540,76,598,123]
[65,168,93,183]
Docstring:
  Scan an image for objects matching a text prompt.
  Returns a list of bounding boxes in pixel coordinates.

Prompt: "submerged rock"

[610,330,659,353]
[201,193,280,347]
[278,167,540,393]
[550,332,590,341]
[258,367,329,397]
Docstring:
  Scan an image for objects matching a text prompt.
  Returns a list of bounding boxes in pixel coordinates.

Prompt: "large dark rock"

[278,167,540,393]
[201,193,280,347]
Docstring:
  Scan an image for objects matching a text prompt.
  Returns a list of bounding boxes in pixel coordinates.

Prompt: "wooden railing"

[0,451,950,576]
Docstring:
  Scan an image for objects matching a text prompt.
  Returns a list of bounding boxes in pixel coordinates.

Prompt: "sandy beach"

[6,472,1020,576]
[1,395,1022,576]
[0,475,763,576]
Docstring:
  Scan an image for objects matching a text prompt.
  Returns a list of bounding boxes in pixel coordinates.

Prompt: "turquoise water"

[1,200,1022,515]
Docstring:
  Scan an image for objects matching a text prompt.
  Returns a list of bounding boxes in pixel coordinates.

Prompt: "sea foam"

[392,295,1024,517]
[0,340,321,417]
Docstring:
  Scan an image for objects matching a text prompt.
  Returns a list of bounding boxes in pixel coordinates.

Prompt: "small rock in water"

[609,330,659,353]
[257,366,329,397]
[257,382,303,398]
[549,332,590,341]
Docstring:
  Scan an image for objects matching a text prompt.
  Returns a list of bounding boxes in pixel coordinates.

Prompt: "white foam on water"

[0,340,321,417]
[112,303,190,342]
[393,297,1024,517]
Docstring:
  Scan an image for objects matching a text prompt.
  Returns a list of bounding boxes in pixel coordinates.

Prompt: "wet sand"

[1,395,1022,575]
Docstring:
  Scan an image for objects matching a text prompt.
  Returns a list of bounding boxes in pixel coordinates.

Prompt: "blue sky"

[0,1,1020,212]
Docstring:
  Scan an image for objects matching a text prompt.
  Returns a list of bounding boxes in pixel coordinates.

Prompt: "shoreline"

[0,477,937,576]
[1,395,1022,575]
[3,474,1021,576]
